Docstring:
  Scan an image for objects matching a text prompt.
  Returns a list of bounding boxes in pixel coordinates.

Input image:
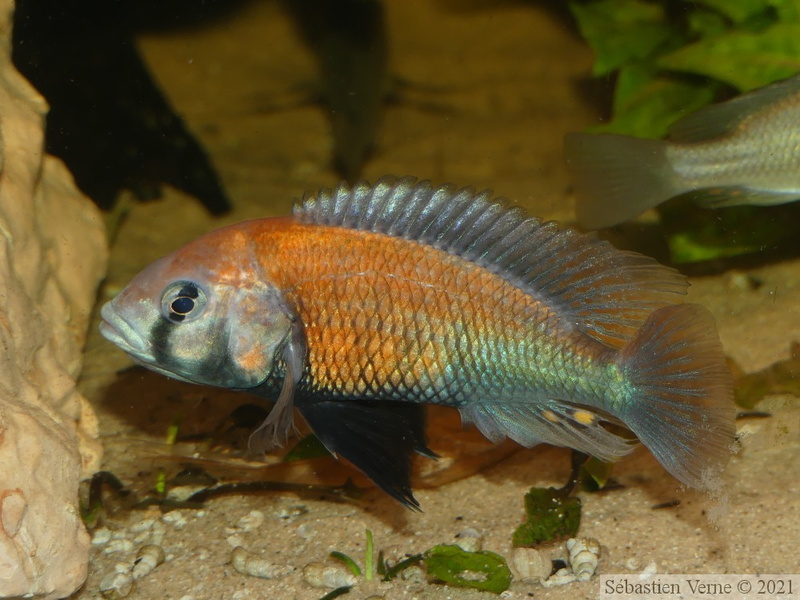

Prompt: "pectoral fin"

[297,399,436,509]
[248,317,307,452]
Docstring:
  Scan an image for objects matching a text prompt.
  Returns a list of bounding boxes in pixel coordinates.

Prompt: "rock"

[0,0,107,598]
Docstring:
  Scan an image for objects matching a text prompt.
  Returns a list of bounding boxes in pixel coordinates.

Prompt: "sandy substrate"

[75,2,799,599]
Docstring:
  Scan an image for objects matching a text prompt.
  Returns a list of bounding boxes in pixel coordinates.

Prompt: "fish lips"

[100,304,200,384]
[100,302,269,388]
[99,302,151,355]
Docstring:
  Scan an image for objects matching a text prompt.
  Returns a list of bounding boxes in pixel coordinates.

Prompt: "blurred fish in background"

[283,0,388,182]
[565,74,800,230]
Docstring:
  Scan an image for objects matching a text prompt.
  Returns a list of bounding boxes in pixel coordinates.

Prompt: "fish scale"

[99,176,734,507]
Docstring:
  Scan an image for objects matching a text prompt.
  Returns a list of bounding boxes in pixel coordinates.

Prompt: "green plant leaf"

[659,23,800,90]
[383,554,424,581]
[661,202,797,263]
[769,0,800,22]
[424,545,512,594]
[592,70,718,138]
[688,7,730,38]
[364,529,375,581]
[692,0,768,24]
[317,587,352,600]
[580,457,615,491]
[330,551,362,577]
[284,434,332,461]
[512,487,581,546]
[569,0,675,75]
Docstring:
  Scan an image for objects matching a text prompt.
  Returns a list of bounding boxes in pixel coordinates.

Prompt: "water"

[76,2,800,598]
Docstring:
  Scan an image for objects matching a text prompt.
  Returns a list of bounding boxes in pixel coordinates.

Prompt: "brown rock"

[0,0,107,598]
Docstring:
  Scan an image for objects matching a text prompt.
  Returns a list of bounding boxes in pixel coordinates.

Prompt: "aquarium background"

[72,2,799,598]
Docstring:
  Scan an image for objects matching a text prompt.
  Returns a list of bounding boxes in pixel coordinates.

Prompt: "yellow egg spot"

[543,410,560,423]
[572,410,596,425]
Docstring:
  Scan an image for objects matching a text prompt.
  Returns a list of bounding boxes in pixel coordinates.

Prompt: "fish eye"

[160,281,208,323]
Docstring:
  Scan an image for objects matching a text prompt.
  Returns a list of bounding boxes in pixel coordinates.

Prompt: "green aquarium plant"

[568,0,800,262]
[512,486,582,546]
[322,530,513,596]
[569,0,800,138]
[424,545,512,594]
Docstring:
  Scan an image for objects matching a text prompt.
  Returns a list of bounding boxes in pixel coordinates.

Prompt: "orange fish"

[100,177,735,507]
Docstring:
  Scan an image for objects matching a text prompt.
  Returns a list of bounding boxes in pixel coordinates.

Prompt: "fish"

[99,176,735,508]
[565,74,800,229]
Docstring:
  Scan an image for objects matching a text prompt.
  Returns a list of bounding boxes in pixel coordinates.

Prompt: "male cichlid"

[565,74,800,229]
[100,177,734,508]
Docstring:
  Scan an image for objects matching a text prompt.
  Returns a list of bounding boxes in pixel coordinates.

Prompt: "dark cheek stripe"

[148,314,250,385]
[197,322,233,380]
[151,317,174,365]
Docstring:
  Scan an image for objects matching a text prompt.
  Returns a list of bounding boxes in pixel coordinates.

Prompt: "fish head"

[99,229,295,389]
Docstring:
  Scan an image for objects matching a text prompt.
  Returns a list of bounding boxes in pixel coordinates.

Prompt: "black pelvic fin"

[297,399,436,510]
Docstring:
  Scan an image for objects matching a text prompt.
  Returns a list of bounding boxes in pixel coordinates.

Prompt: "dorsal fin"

[294,176,687,347]
[669,74,800,143]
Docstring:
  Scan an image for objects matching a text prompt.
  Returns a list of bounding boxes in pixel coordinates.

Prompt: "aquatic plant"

[569,0,800,139]
[569,0,800,262]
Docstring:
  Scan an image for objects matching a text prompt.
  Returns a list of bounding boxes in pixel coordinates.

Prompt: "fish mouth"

[99,302,209,385]
[99,302,153,358]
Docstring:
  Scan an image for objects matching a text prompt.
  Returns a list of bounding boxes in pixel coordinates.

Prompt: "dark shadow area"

[594,200,800,277]
[11,0,254,215]
[281,0,388,183]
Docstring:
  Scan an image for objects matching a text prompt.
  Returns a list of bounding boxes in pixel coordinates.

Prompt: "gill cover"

[158,277,309,450]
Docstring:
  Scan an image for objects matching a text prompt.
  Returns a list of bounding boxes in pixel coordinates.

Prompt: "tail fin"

[617,304,735,490]
[564,132,681,229]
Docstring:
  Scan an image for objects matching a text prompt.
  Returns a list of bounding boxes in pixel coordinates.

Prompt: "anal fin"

[460,400,632,463]
[688,186,800,208]
[297,399,436,510]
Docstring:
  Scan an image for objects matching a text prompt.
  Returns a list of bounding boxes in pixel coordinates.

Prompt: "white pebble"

[566,537,601,581]
[400,565,426,586]
[195,547,212,561]
[129,519,155,533]
[541,567,576,587]
[132,544,165,580]
[454,527,482,552]
[236,510,265,532]
[103,538,134,555]
[162,511,188,529]
[296,523,317,540]
[99,570,133,598]
[510,547,549,582]
[226,533,246,548]
[274,505,307,521]
[92,527,112,546]
[640,561,658,577]
[166,485,207,502]
[624,557,640,571]
[724,270,758,291]
[303,562,358,589]
[231,546,292,579]
[150,521,167,546]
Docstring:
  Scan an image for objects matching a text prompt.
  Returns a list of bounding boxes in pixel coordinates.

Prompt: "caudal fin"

[564,132,682,229]
[617,304,735,490]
